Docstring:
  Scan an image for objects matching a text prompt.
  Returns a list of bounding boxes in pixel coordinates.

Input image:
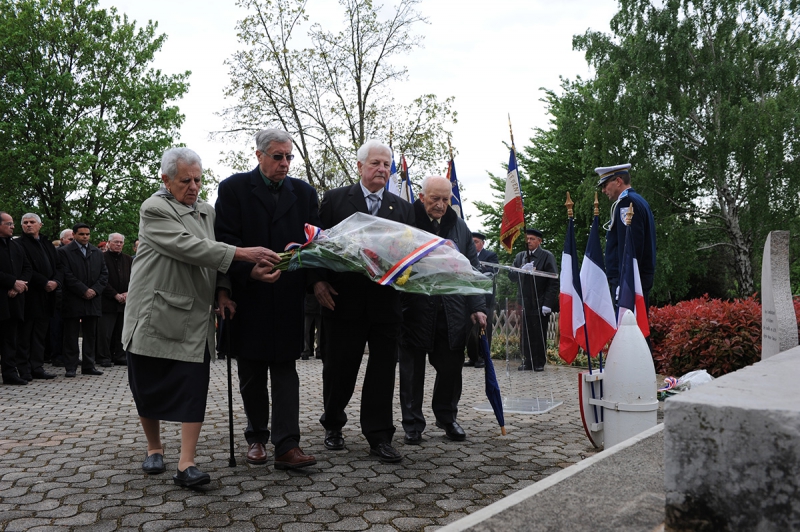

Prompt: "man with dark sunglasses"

[215,128,321,472]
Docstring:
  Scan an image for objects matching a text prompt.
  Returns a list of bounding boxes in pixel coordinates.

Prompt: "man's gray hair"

[356,139,391,164]
[60,229,72,239]
[161,148,202,181]
[420,175,450,195]
[21,213,41,223]
[108,232,124,242]
[255,129,293,153]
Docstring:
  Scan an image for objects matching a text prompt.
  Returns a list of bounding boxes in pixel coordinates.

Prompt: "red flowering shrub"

[649,295,762,378]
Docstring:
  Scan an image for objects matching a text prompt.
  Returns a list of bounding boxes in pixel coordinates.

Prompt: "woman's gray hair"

[21,213,41,223]
[255,129,293,153]
[161,148,202,181]
[356,139,391,164]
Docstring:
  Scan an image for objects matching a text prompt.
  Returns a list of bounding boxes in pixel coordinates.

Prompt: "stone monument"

[761,230,798,359]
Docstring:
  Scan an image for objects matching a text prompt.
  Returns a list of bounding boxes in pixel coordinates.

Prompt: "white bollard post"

[595,310,658,449]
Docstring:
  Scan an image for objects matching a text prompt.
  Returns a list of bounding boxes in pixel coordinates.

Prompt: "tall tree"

[574,0,800,296]
[0,0,189,240]
[220,0,457,191]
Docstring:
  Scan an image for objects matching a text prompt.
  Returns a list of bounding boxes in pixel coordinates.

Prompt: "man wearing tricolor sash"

[398,176,487,445]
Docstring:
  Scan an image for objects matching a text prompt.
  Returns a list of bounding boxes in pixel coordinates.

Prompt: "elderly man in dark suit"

[464,231,499,369]
[17,213,61,381]
[99,232,133,367]
[215,129,320,471]
[311,139,415,463]
[0,211,32,385]
[59,223,108,377]
[399,177,487,444]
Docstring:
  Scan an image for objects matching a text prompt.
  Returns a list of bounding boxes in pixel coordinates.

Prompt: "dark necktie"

[432,219,441,235]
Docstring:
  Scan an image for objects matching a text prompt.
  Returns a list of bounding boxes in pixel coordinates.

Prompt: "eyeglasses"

[267,153,295,161]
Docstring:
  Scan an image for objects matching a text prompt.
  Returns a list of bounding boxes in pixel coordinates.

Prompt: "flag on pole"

[385,152,400,195]
[446,158,464,219]
[559,217,585,364]
[499,149,524,252]
[617,220,650,337]
[580,216,617,354]
[398,155,413,203]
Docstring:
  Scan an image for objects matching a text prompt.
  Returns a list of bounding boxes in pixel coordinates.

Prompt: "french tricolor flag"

[558,217,585,364]
[617,218,650,337]
[580,216,617,354]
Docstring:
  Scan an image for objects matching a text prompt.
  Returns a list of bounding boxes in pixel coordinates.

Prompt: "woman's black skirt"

[127,348,210,423]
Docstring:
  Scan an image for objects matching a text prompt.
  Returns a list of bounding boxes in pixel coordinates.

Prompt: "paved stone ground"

[0,355,604,531]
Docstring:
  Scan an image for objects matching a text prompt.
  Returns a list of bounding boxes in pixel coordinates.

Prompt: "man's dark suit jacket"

[58,241,108,319]
[0,238,32,321]
[17,234,61,320]
[310,183,414,323]
[215,168,321,362]
[102,251,133,314]
[477,248,499,274]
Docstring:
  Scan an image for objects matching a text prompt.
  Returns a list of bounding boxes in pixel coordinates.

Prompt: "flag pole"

[389,125,393,151]
[567,192,599,425]
[593,192,605,375]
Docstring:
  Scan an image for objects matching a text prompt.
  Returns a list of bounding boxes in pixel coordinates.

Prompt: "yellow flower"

[395,265,412,286]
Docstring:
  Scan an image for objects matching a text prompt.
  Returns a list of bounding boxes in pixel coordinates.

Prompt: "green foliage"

[220,0,456,192]
[477,0,800,301]
[0,0,189,241]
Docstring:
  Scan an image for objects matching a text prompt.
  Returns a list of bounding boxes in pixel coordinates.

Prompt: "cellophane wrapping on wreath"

[287,212,492,295]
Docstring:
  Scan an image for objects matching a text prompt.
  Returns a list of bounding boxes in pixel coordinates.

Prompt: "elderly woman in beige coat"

[122,148,281,488]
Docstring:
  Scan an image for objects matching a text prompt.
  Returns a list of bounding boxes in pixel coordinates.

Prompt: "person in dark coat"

[99,232,133,366]
[0,212,32,385]
[596,163,656,310]
[398,177,487,444]
[215,129,320,471]
[16,213,60,380]
[58,222,108,377]
[464,231,499,368]
[509,229,559,371]
[310,139,415,464]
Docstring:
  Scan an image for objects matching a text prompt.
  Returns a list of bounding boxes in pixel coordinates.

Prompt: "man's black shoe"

[173,466,210,487]
[474,360,485,368]
[19,374,33,382]
[64,370,76,378]
[369,442,402,463]
[3,375,28,385]
[534,366,545,372]
[51,358,65,367]
[436,420,466,441]
[404,431,422,445]
[142,453,166,474]
[324,430,345,450]
[518,364,532,371]
[99,361,113,368]
[113,358,127,366]
[81,368,104,376]
[32,370,56,380]
[463,360,475,367]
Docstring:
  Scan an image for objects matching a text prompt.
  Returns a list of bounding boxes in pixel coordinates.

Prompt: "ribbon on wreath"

[377,237,448,286]
[284,223,323,252]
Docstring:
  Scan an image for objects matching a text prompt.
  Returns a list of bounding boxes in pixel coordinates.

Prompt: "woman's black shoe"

[142,453,165,474]
[173,466,210,487]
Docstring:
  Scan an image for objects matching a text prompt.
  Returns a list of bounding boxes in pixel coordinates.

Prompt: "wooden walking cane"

[223,308,236,467]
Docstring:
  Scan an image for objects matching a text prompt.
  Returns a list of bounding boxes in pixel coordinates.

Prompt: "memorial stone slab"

[761,230,798,359]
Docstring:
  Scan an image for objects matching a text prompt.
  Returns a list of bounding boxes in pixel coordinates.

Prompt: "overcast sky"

[98,0,620,231]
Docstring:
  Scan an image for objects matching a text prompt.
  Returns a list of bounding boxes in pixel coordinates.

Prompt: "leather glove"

[542,306,552,315]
